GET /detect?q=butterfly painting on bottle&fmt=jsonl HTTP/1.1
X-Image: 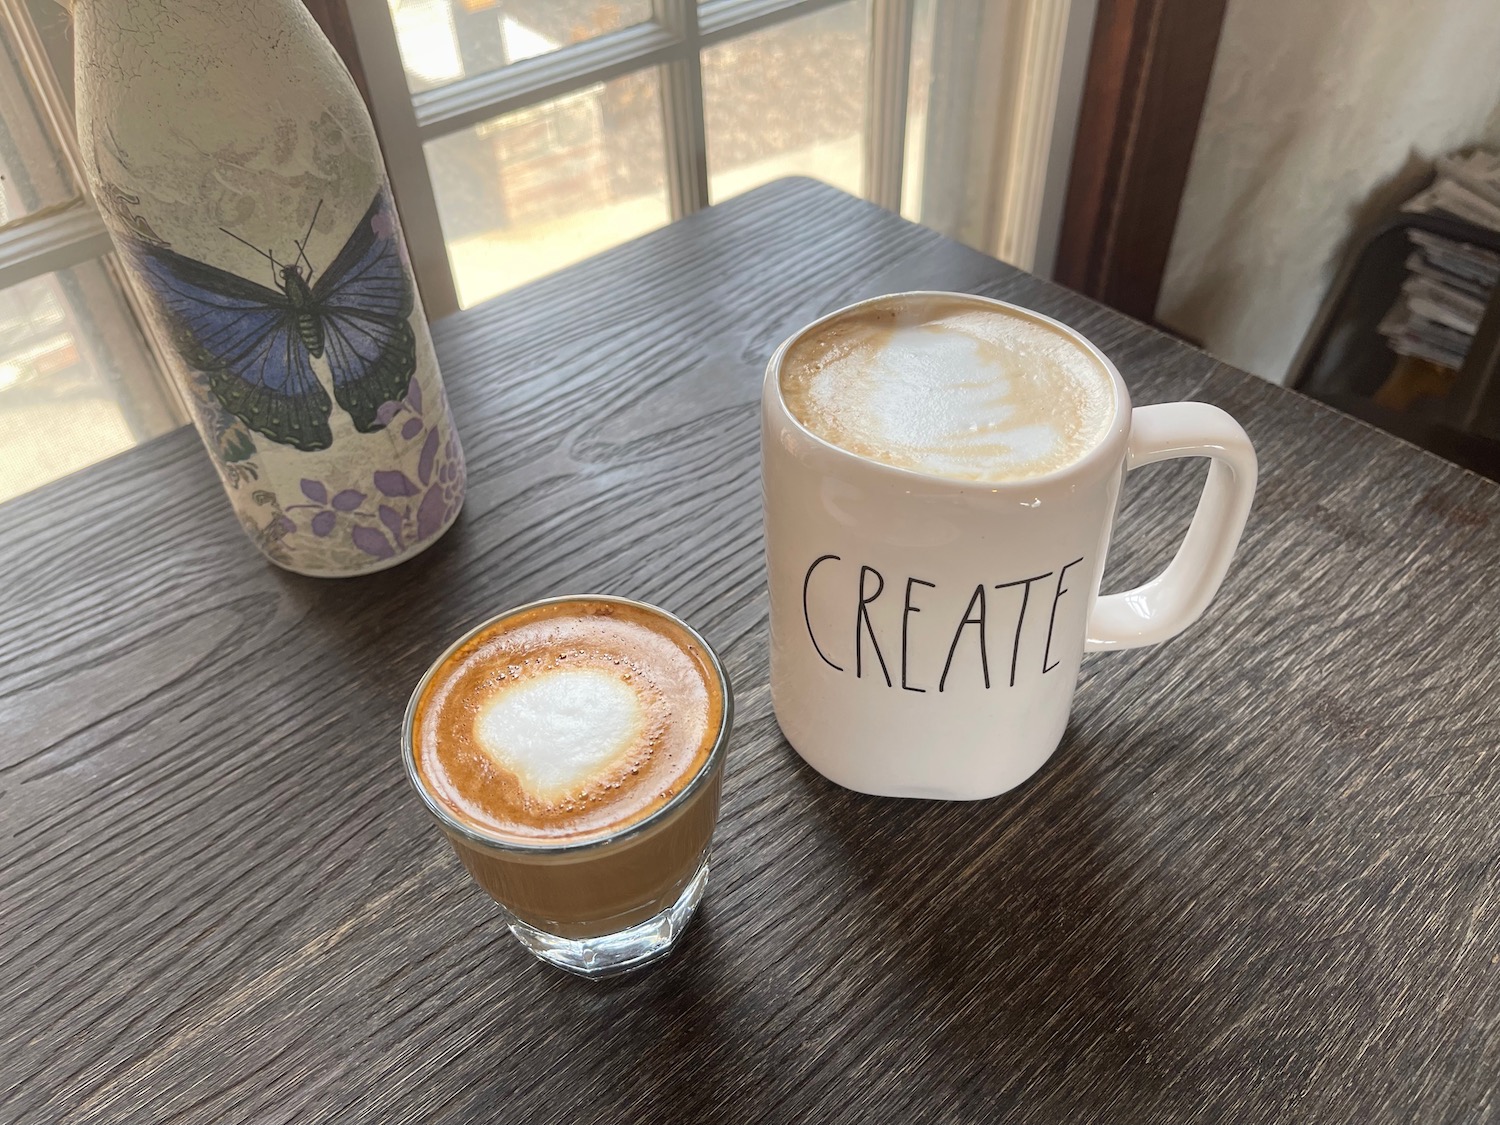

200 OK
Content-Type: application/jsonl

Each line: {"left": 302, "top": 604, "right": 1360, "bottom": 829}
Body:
{"left": 127, "top": 190, "right": 415, "bottom": 452}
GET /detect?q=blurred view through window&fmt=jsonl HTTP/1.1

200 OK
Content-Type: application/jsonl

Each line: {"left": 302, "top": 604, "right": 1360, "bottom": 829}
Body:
{"left": 424, "top": 67, "right": 672, "bottom": 308}
{"left": 0, "top": 3, "right": 183, "bottom": 502}
{"left": 0, "top": 260, "right": 175, "bottom": 504}
{"left": 386, "top": 0, "right": 948, "bottom": 308}
{"left": 393, "top": 0, "right": 653, "bottom": 92}
{"left": 702, "top": 3, "right": 868, "bottom": 205}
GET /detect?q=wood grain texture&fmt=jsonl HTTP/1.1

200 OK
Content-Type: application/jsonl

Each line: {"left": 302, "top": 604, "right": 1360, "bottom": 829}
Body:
{"left": 3, "top": 178, "right": 1500, "bottom": 1124}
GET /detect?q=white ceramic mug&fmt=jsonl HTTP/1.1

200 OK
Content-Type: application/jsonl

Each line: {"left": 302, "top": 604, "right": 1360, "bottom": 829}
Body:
{"left": 761, "top": 293, "right": 1257, "bottom": 800}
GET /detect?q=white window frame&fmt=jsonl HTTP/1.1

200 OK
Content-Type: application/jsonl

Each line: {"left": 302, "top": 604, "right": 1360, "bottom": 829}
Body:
{"left": 0, "top": 0, "right": 1093, "bottom": 331}
{"left": 351, "top": 0, "right": 1095, "bottom": 320}
{"left": 352, "top": 0, "right": 911, "bottom": 319}
{"left": 352, "top": 0, "right": 1098, "bottom": 318}
{"left": 0, "top": 0, "right": 114, "bottom": 288}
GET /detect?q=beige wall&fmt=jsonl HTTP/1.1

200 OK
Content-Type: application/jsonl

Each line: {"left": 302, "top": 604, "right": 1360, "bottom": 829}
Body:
{"left": 1156, "top": 0, "right": 1500, "bottom": 384}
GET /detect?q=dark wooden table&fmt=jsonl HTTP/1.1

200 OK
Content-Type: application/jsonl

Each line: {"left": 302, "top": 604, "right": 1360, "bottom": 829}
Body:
{"left": 5, "top": 179, "right": 1500, "bottom": 1124}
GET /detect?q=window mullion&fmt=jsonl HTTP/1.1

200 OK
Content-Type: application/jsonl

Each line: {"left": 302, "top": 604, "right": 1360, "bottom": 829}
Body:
{"left": 865, "top": 0, "right": 914, "bottom": 211}
{"left": 0, "top": 0, "right": 86, "bottom": 194}
{"left": 0, "top": 204, "right": 113, "bottom": 291}
{"left": 698, "top": 0, "right": 851, "bottom": 44}
{"left": 414, "top": 23, "right": 684, "bottom": 140}
{"left": 992, "top": 0, "right": 1074, "bottom": 270}
{"left": 347, "top": 2, "right": 462, "bottom": 319}
{"left": 656, "top": 0, "right": 710, "bottom": 219}
{"left": 1030, "top": 0, "right": 1097, "bottom": 279}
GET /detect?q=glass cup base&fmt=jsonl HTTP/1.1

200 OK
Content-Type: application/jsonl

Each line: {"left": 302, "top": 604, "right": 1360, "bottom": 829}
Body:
{"left": 505, "top": 857, "right": 710, "bottom": 979}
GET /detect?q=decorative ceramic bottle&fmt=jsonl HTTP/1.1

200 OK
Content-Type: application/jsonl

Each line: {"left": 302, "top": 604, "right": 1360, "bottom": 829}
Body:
{"left": 73, "top": 0, "right": 465, "bottom": 576}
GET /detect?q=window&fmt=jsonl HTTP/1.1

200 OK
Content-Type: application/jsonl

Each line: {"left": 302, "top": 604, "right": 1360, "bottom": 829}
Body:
{"left": 351, "top": 0, "right": 1095, "bottom": 316}
{"left": 0, "top": 0, "right": 185, "bottom": 502}
{"left": 0, "top": 0, "right": 1092, "bottom": 501}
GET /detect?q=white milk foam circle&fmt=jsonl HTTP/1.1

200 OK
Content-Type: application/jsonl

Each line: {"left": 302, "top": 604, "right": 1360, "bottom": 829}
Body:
{"left": 474, "top": 668, "right": 646, "bottom": 800}
{"left": 780, "top": 300, "right": 1116, "bottom": 482}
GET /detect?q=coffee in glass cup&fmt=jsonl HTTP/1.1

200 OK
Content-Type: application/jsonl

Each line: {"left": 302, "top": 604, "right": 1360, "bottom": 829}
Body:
{"left": 403, "top": 595, "right": 731, "bottom": 977}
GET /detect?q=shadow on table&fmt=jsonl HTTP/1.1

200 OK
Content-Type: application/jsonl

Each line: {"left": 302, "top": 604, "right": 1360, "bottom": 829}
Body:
{"left": 272, "top": 514, "right": 481, "bottom": 680}
{"left": 366, "top": 726, "right": 1206, "bottom": 1122}
{"left": 783, "top": 726, "right": 1200, "bottom": 1108}
{"left": 282, "top": 525, "right": 1204, "bottom": 1119}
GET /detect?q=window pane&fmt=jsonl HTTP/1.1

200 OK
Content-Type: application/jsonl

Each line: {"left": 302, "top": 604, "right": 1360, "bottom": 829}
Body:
{"left": 0, "top": 258, "right": 181, "bottom": 503}
{"left": 425, "top": 70, "right": 670, "bottom": 307}
{"left": 389, "top": 0, "right": 655, "bottom": 95}
{"left": 702, "top": 1, "right": 869, "bottom": 205}
{"left": 0, "top": 26, "right": 78, "bottom": 226}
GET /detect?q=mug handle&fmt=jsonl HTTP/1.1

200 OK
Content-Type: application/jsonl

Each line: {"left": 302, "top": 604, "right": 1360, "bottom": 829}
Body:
{"left": 1086, "top": 402, "right": 1257, "bottom": 651}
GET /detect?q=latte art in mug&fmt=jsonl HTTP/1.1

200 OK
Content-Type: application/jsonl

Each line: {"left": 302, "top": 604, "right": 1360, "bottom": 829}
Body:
{"left": 778, "top": 295, "right": 1116, "bottom": 482}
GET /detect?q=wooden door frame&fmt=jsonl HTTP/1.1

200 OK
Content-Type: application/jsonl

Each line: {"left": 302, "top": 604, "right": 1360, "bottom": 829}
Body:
{"left": 1054, "top": 0, "right": 1228, "bottom": 322}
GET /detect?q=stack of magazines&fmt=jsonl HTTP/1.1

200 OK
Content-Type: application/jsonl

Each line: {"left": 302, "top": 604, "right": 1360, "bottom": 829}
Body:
{"left": 1377, "top": 150, "right": 1500, "bottom": 371}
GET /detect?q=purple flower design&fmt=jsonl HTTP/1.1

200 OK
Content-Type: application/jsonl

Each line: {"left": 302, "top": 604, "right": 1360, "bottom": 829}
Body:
{"left": 373, "top": 470, "right": 421, "bottom": 497}
{"left": 284, "top": 479, "right": 369, "bottom": 538}
{"left": 344, "top": 377, "right": 464, "bottom": 558}
{"left": 268, "top": 376, "right": 463, "bottom": 562}
{"left": 351, "top": 524, "right": 396, "bottom": 559}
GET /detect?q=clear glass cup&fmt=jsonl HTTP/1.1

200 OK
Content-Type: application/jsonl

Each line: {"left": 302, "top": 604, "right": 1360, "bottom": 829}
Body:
{"left": 402, "top": 595, "right": 732, "bottom": 978}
